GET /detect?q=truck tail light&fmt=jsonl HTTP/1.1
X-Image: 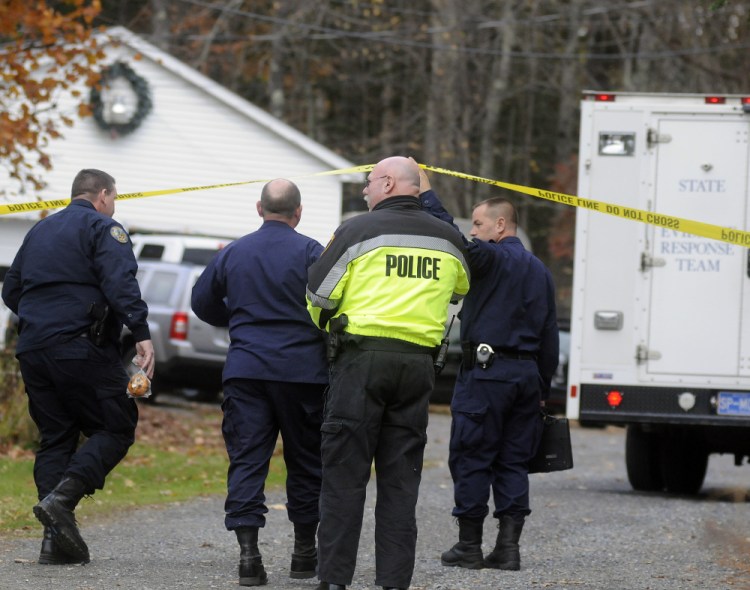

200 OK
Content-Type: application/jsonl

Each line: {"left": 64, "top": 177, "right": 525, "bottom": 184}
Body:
{"left": 705, "top": 96, "right": 726, "bottom": 104}
{"left": 170, "top": 312, "right": 188, "bottom": 340}
{"left": 594, "top": 93, "right": 615, "bottom": 102}
{"left": 606, "top": 389, "right": 623, "bottom": 408}
{"left": 569, "top": 384, "right": 578, "bottom": 398}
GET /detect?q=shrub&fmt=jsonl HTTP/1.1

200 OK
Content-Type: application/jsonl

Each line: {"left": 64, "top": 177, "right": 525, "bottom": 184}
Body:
{"left": 0, "top": 349, "right": 36, "bottom": 449}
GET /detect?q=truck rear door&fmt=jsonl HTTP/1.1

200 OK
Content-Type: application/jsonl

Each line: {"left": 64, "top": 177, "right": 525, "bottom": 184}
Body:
{"left": 641, "top": 117, "right": 750, "bottom": 379}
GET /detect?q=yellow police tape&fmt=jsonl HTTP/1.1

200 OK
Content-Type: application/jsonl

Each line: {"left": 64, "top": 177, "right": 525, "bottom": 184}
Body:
{"left": 2, "top": 163, "right": 750, "bottom": 248}
{"left": 0, "top": 166, "right": 369, "bottom": 217}
{"left": 421, "top": 164, "right": 750, "bottom": 248}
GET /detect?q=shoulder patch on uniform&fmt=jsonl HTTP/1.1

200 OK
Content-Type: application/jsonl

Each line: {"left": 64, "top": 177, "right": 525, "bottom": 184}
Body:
{"left": 110, "top": 226, "right": 129, "bottom": 244}
{"left": 321, "top": 233, "right": 335, "bottom": 254}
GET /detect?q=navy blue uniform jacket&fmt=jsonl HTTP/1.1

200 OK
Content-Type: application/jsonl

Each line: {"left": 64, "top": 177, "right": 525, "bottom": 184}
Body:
{"left": 1, "top": 199, "right": 150, "bottom": 354}
{"left": 191, "top": 220, "right": 328, "bottom": 385}
{"left": 420, "top": 190, "right": 559, "bottom": 397}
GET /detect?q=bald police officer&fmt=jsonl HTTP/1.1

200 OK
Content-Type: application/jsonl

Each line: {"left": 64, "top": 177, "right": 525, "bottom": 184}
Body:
{"left": 307, "top": 156, "right": 470, "bottom": 590}
{"left": 191, "top": 179, "right": 328, "bottom": 587}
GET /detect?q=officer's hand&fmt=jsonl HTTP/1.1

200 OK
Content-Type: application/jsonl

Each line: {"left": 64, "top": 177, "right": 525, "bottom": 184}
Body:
{"left": 409, "top": 157, "right": 431, "bottom": 194}
{"left": 135, "top": 339, "right": 155, "bottom": 379}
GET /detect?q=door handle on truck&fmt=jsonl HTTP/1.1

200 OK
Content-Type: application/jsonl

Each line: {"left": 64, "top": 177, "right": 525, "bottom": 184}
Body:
{"left": 641, "top": 252, "right": 666, "bottom": 272}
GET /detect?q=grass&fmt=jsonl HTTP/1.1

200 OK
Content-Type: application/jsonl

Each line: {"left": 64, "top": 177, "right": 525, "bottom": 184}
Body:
{"left": 0, "top": 398, "right": 286, "bottom": 536}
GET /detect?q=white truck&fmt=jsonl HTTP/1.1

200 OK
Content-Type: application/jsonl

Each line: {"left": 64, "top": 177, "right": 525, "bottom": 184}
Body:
{"left": 567, "top": 91, "right": 750, "bottom": 494}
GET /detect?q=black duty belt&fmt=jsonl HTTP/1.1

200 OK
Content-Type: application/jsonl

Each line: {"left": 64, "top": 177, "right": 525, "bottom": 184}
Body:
{"left": 461, "top": 342, "right": 537, "bottom": 369}
{"left": 341, "top": 334, "right": 438, "bottom": 355}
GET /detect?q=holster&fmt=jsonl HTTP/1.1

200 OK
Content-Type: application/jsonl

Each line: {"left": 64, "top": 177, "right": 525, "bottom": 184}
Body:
{"left": 87, "top": 302, "right": 111, "bottom": 347}
{"left": 326, "top": 314, "right": 348, "bottom": 363}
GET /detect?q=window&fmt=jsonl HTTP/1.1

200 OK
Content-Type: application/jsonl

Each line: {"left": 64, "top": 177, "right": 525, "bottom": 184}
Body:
{"left": 142, "top": 271, "right": 178, "bottom": 304}
{"left": 139, "top": 244, "right": 166, "bottom": 260}
{"left": 182, "top": 248, "right": 219, "bottom": 265}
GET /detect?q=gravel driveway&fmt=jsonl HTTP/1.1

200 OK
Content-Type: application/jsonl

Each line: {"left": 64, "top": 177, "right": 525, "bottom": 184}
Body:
{"left": 1, "top": 408, "right": 748, "bottom": 590}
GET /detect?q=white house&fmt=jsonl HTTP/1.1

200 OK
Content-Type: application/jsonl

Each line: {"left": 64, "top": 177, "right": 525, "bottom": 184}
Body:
{"left": 0, "top": 26, "right": 362, "bottom": 249}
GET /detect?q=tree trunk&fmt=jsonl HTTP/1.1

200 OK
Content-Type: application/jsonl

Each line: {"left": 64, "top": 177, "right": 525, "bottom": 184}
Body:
{"left": 477, "top": 1, "right": 515, "bottom": 202}
{"left": 150, "top": 0, "right": 170, "bottom": 52}
{"left": 425, "top": 0, "right": 464, "bottom": 212}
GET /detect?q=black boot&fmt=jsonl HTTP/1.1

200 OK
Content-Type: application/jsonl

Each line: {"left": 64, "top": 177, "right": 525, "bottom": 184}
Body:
{"left": 38, "top": 527, "right": 81, "bottom": 565}
{"left": 440, "top": 517, "right": 484, "bottom": 569}
{"left": 316, "top": 583, "right": 347, "bottom": 590}
{"left": 289, "top": 522, "right": 317, "bottom": 579}
{"left": 33, "top": 476, "right": 90, "bottom": 563}
{"left": 484, "top": 514, "right": 525, "bottom": 570}
{"left": 236, "top": 527, "right": 268, "bottom": 586}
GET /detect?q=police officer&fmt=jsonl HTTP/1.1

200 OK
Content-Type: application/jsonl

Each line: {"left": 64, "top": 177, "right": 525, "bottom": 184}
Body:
{"left": 418, "top": 168, "right": 558, "bottom": 571}
{"left": 1, "top": 169, "right": 155, "bottom": 565}
{"left": 306, "top": 156, "right": 470, "bottom": 590}
{"left": 191, "top": 178, "right": 327, "bottom": 587}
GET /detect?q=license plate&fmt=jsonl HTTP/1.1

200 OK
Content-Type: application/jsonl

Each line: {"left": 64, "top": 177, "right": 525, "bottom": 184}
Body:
{"left": 717, "top": 391, "right": 750, "bottom": 416}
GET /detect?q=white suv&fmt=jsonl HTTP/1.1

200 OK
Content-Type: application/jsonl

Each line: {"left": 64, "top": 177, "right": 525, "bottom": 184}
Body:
{"left": 130, "top": 234, "right": 232, "bottom": 265}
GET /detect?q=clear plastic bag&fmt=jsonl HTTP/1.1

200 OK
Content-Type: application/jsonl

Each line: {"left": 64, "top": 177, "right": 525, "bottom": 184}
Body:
{"left": 126, "top": 355, "right": 152, "bottom": 398}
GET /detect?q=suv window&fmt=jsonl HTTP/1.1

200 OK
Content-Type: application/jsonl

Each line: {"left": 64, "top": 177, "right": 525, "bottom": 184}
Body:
{"left": 182, "top": 248, "right": 220, "bottom": 265}
{"left": 143, "top": 271, "right": 179, "bottom": 304}
{"left": 139, "top": 244, "right": 166, "bottom": 260}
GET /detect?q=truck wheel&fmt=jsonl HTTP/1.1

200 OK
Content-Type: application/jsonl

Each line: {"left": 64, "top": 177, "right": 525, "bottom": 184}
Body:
{"left": 659, "top": 429, "right": 708, "bottom": 495}
{"left": 625, "top": 425, "right": 664, "bottom": 492}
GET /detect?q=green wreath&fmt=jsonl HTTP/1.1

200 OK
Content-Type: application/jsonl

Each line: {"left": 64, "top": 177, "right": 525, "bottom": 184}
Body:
{"left": 90, "top": 61, "right": 153, "bottom": 136}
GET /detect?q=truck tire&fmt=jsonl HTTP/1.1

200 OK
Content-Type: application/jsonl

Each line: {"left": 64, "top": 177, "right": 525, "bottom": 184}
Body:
{"left": 625, "top": 425, "right": 664, "bottom": 492}
{"left": 658, "top": 429, "right": 708, "bottom": 495}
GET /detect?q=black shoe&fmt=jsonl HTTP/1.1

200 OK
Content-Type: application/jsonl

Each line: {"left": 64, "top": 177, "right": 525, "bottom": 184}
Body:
{"left": 239, "top": 556, "right": 268, "bottom": 587}
{"left": 290, "top": 522, "right": 317, "bottom": 579}
{"left": 38, "top": 527, "right": 82, "bottom": 565}
{"left": 440, "top": 517, "right": 484, "bottom": 569}
{"left": 236, "top": 527, "right": 268, "bottom": 586}
{"left": 290, "top": 553, "right": 316, "bottom": 579}
{"left": 484, "top": 514, "right": 524, "bottom": 570}
{"left": 33, "top": 477, "right": 90, "bottom": 564}
{"left": 316, "top": 583, "right": 347, "bottom": 590}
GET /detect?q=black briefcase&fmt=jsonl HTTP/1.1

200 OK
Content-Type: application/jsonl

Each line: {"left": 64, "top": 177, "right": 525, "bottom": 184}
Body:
{"left": 529, "top": 412, "right": 574, "bottom": 474}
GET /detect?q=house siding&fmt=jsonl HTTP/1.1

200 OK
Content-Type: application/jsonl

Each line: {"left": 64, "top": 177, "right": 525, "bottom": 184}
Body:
{"left": 1, "top": 27, "right": 360, "bottom": 246}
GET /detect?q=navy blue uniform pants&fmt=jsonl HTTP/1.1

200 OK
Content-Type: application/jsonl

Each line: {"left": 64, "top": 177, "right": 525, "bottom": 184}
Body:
{"left": 317, "top": 346, "right": 434, "bottom": 589}
{"left": 18, "top": 337, "right": 137, "bottom": 499}
{"left": 448, "top": 358, "right": 543, "bottom": 521}
{"left": 221, "top": 378, "right": 325, "bottom": 530}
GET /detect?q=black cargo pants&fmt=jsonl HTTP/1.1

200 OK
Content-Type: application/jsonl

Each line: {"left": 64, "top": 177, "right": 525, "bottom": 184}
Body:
{"left": 18, "top": 336, "right": 137, "bottom": 499}
{"left": 317, "top": 341, "right": 435, "bottom": 589}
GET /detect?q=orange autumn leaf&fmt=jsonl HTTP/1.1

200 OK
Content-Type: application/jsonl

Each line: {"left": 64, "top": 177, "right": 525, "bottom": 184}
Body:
{"left": 1, "top": 0, "right": 104, "bottom": 195}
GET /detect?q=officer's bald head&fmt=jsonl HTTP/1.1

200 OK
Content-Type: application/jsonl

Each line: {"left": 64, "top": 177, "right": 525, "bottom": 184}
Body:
{"left": 363, "top": 156, "right": 421, "bottom": 210}
{"left": 257, "top": 179, "right": 303, "bottom": 228}
{"left": 260, "top": 179, "right": 301, "bottom": 218}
